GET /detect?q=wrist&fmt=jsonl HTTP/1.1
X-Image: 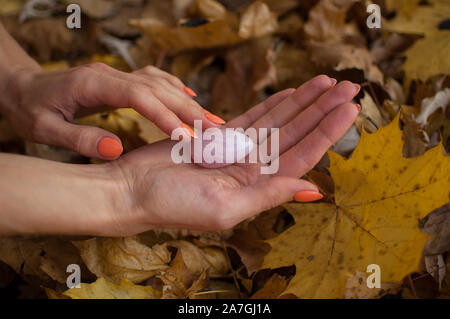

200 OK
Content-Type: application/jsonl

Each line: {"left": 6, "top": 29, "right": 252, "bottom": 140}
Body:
{"left": 70, "top": 162, "right": 134, "bottom": 237}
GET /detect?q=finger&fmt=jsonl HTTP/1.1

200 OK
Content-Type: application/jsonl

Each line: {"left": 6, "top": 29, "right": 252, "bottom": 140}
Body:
{"left": 277, "top": 102, "right": 359, "bottom": 177}
{"left": 148, "top": 78, "right": 222, "bottom": 129}
{"left": 251, "top": 75, "right": 336, "bottom": 134}
{"left": 78, "top": 70, "right": 194, "bottom": 138}
{"left": 133, "top": 65, "right": 186, "bottom": 92}
{"left": 41, "top": 113, "right": 124, "bottom": 159}
{"left": 226, "top": 89, "right": 295, "bottom": 129}
{"left": 87, "top": 64, "right": 221, "bottom": 128}
{"left": 273, "top": 81, "right": 361, "bottom": 156}
{"left": 219, "top": 177, "right": 319, "bottom": 228}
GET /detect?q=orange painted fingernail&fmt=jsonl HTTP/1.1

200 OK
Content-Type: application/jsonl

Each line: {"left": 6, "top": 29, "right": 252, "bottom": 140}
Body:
{"left": 97, "top": 137, "right": 123, "bottom": 158}
{"left": 294, "top": 190, "right": 323, "bottom": 202}
{"left": 184, "top": 86, "right": 197, "bottom": 97}
{"left": 181, "top": 123, "right": 198, "bottom": 138}
{"left": 204, "top": 110, "right": 226, "bottom": 125}
{"left": 355, "top": 104, "right": 361, "bottom": 112}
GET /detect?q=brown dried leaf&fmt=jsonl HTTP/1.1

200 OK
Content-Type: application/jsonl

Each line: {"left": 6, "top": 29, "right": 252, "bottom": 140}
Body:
{"left": 355, "top": 92, "right": 386, "bottom": 133}
{"left": 73, "top": 236, "right": 171, "bottom": 284}
{"left": 129, "top": 17, "right": 241, "bottom": 53}
{"left": 238, "top": 1, "right": 278, "bottom": 39}
{"left": 192, "top": 0, "right": 228, "bottom": 20}
{"left": 420, "top": 204, "right": 450, "bottom": 256}
{"left": 160, "top": 250, "right": 210, "bottom": 299}
{"left": 2, "top": 17, "right": 75, "bottom": 62}
{"left": 167, "top": 240, "right": 229, "bottom": 277}
{"left": 308, "top": 42, "right": 384, "bottom": 85}
{"left": 73, "top": 0, "right": 115, "bottom": 19}
{"left": 250, "top": 273, "right": 289, "bottom": 298}
{"left": 227, "top": 208, "right": 281, "bottom": 274}
{"left": 0, "top": 237, "right": 92, "bottom": 284}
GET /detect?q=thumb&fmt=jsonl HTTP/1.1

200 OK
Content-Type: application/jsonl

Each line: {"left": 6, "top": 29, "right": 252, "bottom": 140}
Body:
{"left": 47, "top": 119, "right": 123, "bottom": 160}
{"left": 227, "top": 177, "right": 320, "bottom": 225}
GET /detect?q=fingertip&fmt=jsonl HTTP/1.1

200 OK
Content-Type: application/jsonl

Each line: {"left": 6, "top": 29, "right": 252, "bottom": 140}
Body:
{"left": 311, "top": 74, "right": 333, "bottom": 88}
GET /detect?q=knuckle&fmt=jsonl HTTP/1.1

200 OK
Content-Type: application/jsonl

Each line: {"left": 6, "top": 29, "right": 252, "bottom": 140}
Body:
{"left": 128, "top": 83, "right": 147, "bottom": 100}
{"left": 29, "top": 113, "right": 46, "bottom": 139}
{"left": 169, "top": 75, "right": 184, "bottom": 87}
{"left": 85, "top": 62, "right": 109, "bottom": 71}
{"left": 72, "top": 129, "right": 88, "bottom": 154}
{"left": 153, "top": 108, "right": 174, "bottom": 124}
{"left": 144, "top": 65, "right": 156, "bottom": 72}
{"left": 70, "top": 65, "right": 94, "bottom": 84}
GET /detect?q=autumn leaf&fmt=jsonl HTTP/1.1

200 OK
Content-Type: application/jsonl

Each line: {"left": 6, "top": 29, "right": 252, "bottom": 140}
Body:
{"left": 73, "top": 236, "right": 171, "bottom": 284}
{"left": 262, "top": 115, "right": 450, "bottom": 298}
{"left": 385, "top": 0, "right": 422, "bottom": 15}
{"left": 159, "top": 250, "right": 211, "bottom": 299}
{"left": 385, "top": 0, "right": 450, "bottom": 91}
{"left": 356, "top": 92, "right": 386, "bottom": 133}
{"left": 343, "top": 271, "right": 400, "bottom": 299}
{"left": 129, "top": 1, "right": 279, "bottom": 53}
{"left": 250, "top": 274, "right": 289, "bottom": 299}
{"left": 238, "top": 1, "right": 278, "bottom": 39}
{"left": 402, "top": 31, "right": 450, "bottom": 92}
{"left": 304, "top": 0, "right": 384, "bottom": 84}
{"left": 129, "top": 17, "right": 242, "bottom": 53}
{"left": 72, "top": 0, "right": 115, "bottom": 19}
{"left": 385, "top": 0, "right": 450, "bottom": 36}
{"left": 166, "top": 240, "right": 229, "bottom": 277}
{"left": 62, "top": 278, "right": 160, "bottom": 299}
{"left": 192, "top": 0, "right": 228, "bottom": 20}
{"left": 0, "top": 0, "right": 26, "bottom": 16}
{"left": 0, "top": 237, "right": 94, "bottom": 284}
{"left": 78, "top": 109, "right": 146, "bottom": 153}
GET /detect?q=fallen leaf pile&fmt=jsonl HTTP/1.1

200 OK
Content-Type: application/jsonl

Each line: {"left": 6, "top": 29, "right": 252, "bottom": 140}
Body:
{"left": 0, "top": 0, "right": 449, "bottom": 299}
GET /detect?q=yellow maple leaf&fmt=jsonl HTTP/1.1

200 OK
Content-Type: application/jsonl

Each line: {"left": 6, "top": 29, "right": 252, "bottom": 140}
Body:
{"left": 262, "top": 115, "right": 450, "bottom": 298}
{"left": 385, "top": 0, "right": 449, "bottom": 35}
{"left": 62, "top": 278, "right": 160, "bottom": 299}
{"left": 385, "top": 0, "right": 422, "bottom": 16}
{"left": 385, "top": 0, "right": 450, "bottom": 92}
{"left": 402, "top": 31, "right": 450, "bottom": 91}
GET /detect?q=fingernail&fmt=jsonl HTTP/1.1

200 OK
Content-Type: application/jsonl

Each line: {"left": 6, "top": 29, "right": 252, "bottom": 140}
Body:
{"left": 294, "top": 190, "right": 323, "bottom": 202}
{"left": 181, "top": 123, "right": 198, "bottom": 138}
{"left": 97, "top": 137, "right": 123, "bottom": 158}
{"left": 330, "top": 78, "right": 337, "bottom": 86}
{"left": 204, "top": 110, "right": 226, "bottom": 125}
{"left": 355, "top": 104, "right": 361, "bottom": 112}
{"left": 184, "top": 86, "right": 197, "bottom": 98}
{"left": 354, "top": 84, "right": 361, "bottom": 95}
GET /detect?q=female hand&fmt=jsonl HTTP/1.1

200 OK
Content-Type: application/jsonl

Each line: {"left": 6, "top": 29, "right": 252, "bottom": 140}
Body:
{"left": 104, "top": 76, "right": 361, "bottom": 236}
{"left": 0, "top": 64, "right": 224, "bottom": 160}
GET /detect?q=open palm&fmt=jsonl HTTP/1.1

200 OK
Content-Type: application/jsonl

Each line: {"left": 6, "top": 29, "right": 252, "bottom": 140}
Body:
{"left": 113, "top": 76, "right": 360, "bottom": 235}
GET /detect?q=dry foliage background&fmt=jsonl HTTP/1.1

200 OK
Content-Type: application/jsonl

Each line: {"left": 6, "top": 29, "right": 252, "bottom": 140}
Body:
{"left": 0, "top": 0, "right": 449, "bottom": 299}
